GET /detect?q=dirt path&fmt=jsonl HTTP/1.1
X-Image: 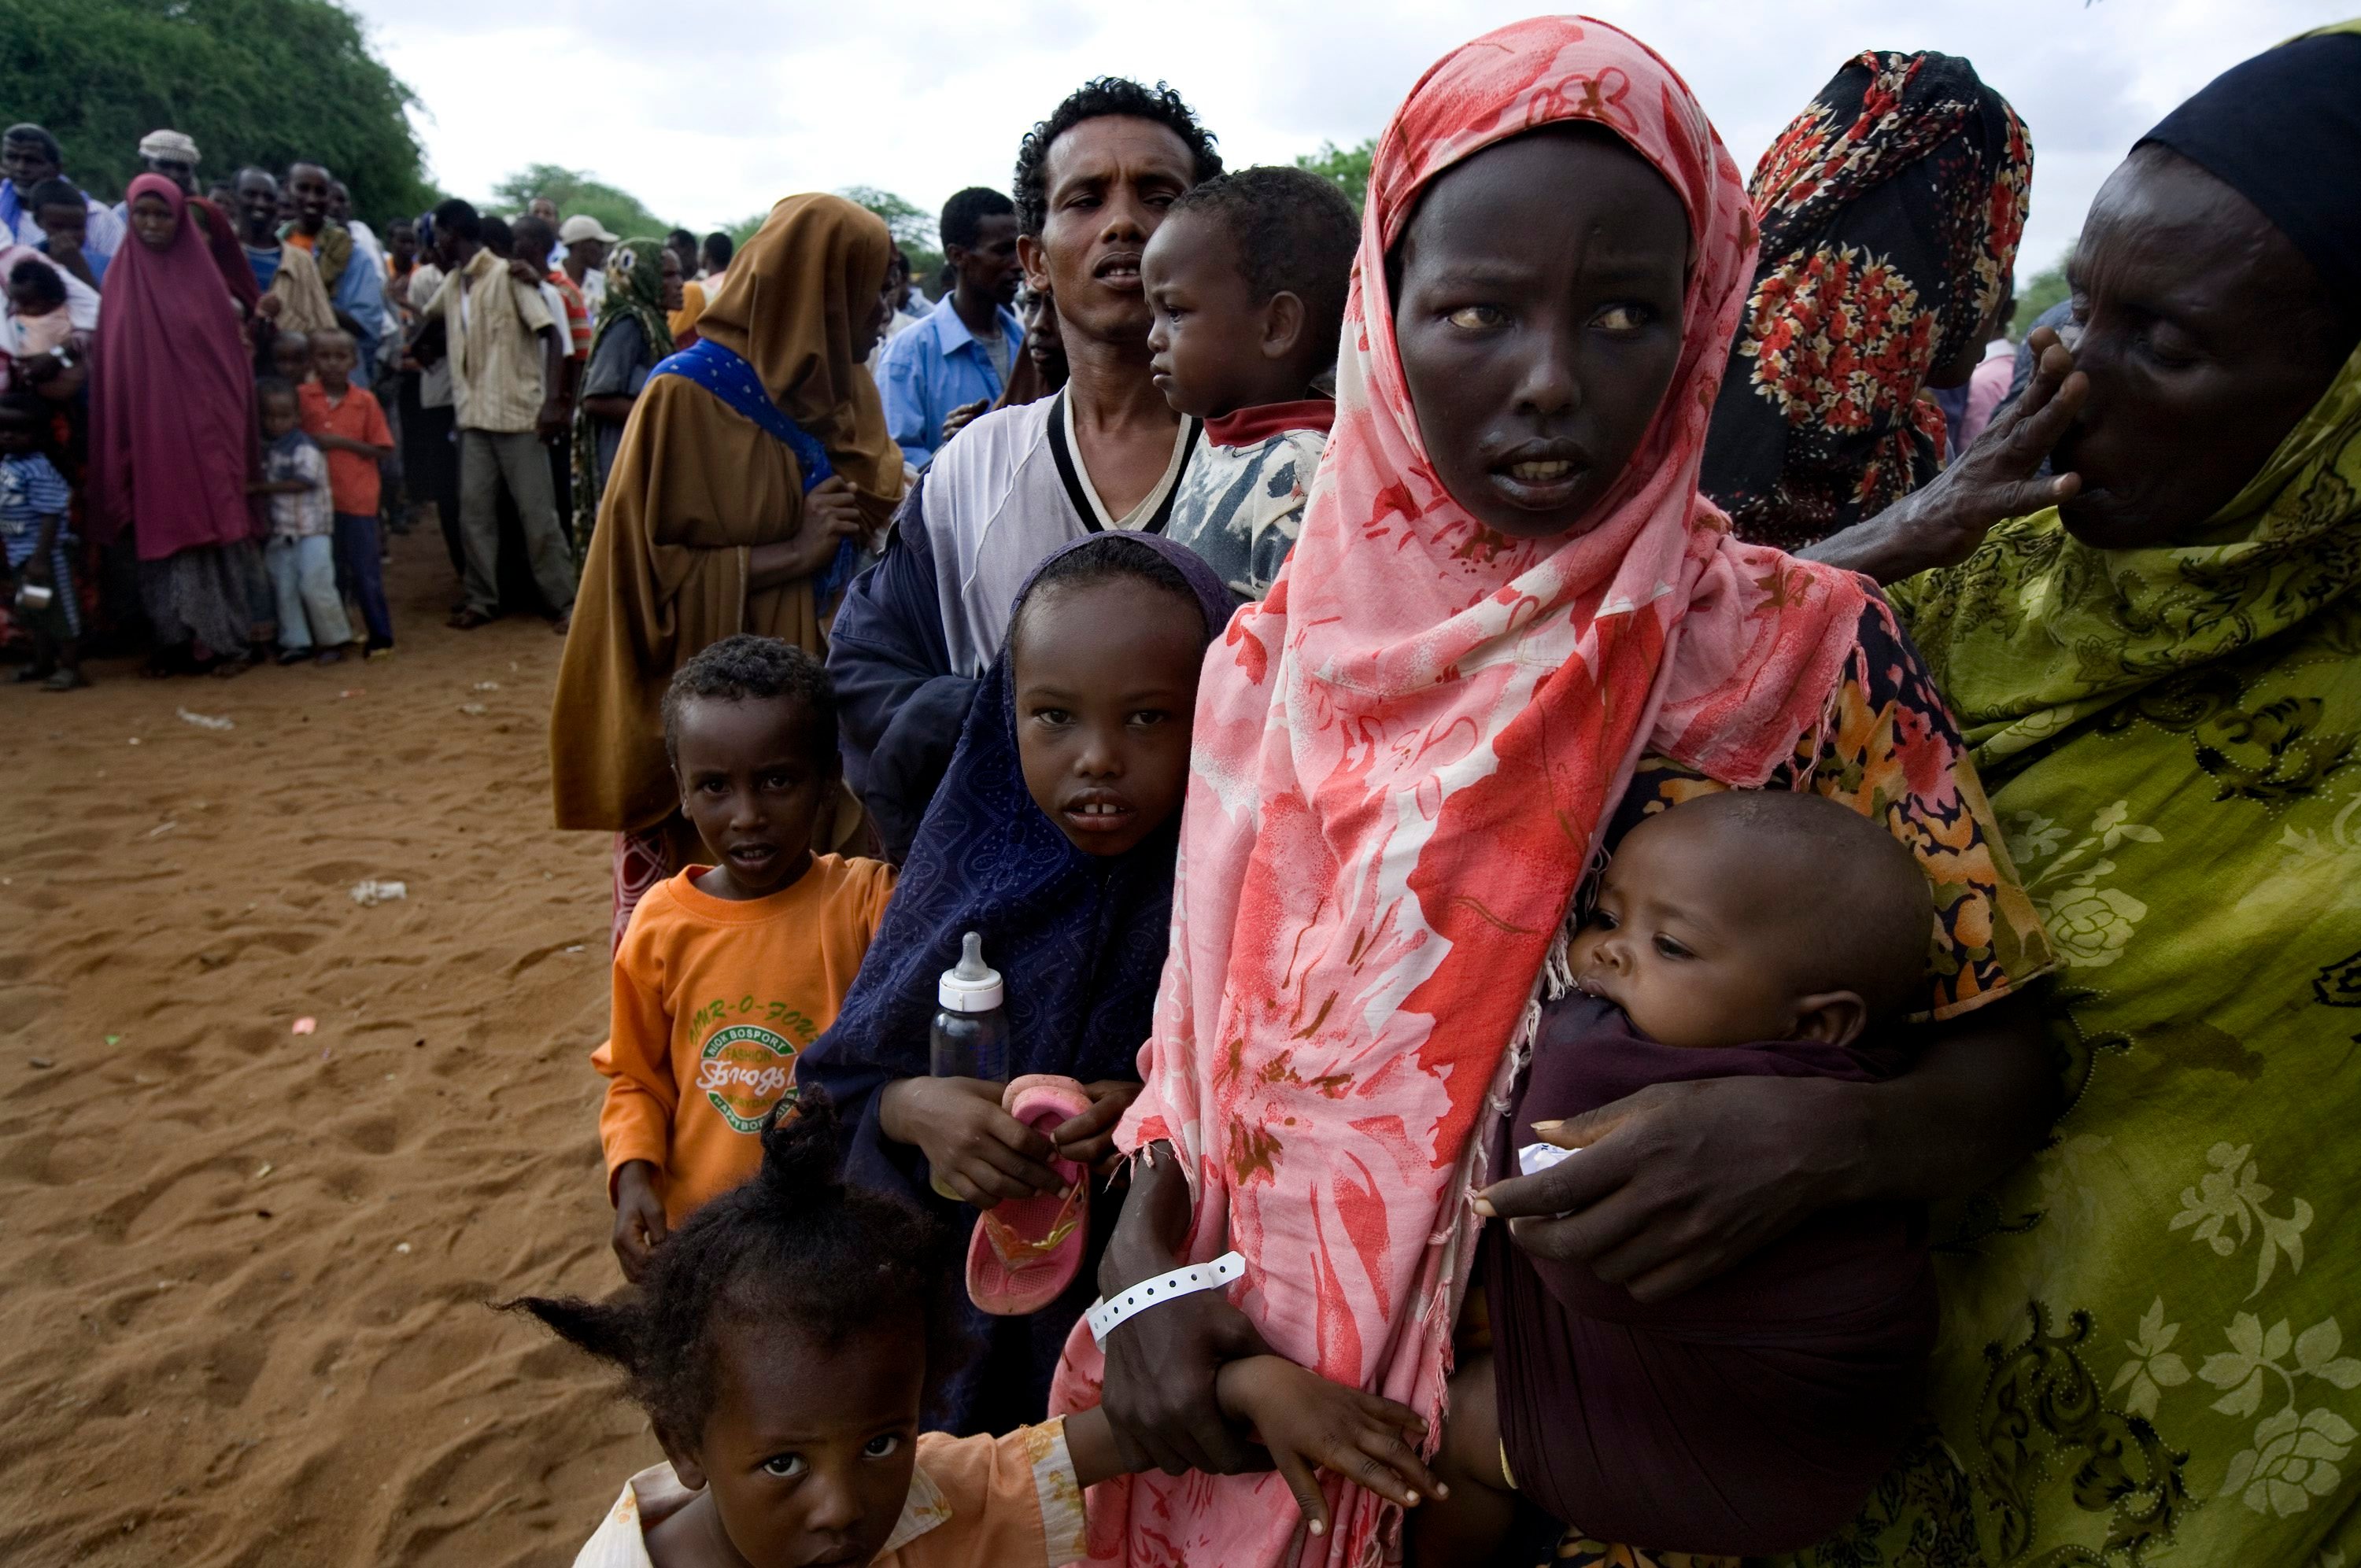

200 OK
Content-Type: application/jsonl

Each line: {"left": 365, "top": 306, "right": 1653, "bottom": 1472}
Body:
{"left": 0, "top": 529, "right": 655, "bottom": 1566}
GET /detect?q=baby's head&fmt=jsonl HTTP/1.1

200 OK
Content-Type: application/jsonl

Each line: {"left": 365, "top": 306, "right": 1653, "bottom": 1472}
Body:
{"left": 1144, "top": 165, "right": 1359, "bottom": 419}
{"left": 255, "top": 376, "right": 300, "bottom": 441}
{"left": 1569, "top": 791, "right": 1932, "bottom": 1050}
{"left": 7, "top": 256, "right": 65, "bottom": 319}
{"left": 270, "top": 329, "right": 312, "bottom": 385}
{"left": 662, "top": 635, "right": 841, "bottom": 899}
{"left": 1008, "top": 535, "right": 1217, "bottom": 858}
{"left": 515, "top": 1096, "right": 970, "bottom": 1568}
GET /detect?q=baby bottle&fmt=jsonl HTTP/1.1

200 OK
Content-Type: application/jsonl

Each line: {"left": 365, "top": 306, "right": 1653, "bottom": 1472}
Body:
{"left": 929, "top": 932, "right": 1009, "bottom": 1083}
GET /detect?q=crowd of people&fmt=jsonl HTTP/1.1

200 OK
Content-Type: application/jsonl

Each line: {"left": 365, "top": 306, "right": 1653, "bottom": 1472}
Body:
{"left": 13, "top": 13, "right": 2360, "bottom": 1568}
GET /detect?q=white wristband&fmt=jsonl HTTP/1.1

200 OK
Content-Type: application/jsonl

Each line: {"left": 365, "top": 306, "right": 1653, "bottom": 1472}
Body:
{"left": 1085, "top": 1251, "right": 1246, "bottom": 1345}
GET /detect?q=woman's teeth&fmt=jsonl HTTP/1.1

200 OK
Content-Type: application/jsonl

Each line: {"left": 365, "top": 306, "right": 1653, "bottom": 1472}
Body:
{"left": 1073, "top": 802, "right": 1126, "bottom": 815}
{"left": 1508, "top": 459, "right": 1575, "bottom": 481}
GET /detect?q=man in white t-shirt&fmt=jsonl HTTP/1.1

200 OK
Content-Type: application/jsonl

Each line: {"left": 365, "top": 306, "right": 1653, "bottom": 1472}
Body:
{"left": 827, "top": 77, "right": 1224, "bottom": 857}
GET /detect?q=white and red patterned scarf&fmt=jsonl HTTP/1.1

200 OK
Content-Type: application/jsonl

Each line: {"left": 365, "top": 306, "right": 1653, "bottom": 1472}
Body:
{"left": 1058, "top": 19, "right": 1871, "bottom": 1565}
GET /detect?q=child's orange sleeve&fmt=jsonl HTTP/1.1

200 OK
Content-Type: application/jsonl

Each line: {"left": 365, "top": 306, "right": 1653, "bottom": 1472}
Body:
{"left": 362, "top": 391, "right": 392, "bottom": 448}
{"left": 592, "top": 921, "right": 677, "bottom": 1204}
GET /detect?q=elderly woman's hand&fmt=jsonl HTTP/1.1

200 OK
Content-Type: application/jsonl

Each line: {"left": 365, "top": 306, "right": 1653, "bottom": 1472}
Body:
{"left": 1803, "top": 327, "right": 2089, "bottom": 585}
{"left": 1475, "top": 1073, "right": 1859, "bottom": 1302}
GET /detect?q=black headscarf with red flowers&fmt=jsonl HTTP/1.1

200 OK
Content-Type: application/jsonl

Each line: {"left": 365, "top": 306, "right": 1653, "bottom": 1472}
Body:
{"left": 1700, "top": 50, "right": 2031, "bottom": 550}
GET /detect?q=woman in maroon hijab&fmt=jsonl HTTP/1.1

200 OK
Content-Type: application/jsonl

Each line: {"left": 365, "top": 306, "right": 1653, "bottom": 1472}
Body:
{"left": 92, "top": 174, "right": 264, "bottom": 676}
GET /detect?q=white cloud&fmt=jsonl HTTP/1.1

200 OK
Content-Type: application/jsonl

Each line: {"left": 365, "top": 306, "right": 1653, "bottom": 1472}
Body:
{"left": 353, "top": 0, "right": 2354, "bottom": 279}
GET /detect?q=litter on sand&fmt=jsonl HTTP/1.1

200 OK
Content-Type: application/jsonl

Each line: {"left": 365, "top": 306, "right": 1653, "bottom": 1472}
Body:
{"left": 176, "top": 708, "right": 235, "bottom": 732}
{"left": 349, "top": 880, "right": 408, "bottom": 907}
{"left": 291, "top": 1017, "right": 318, "bottom": 1037}
{"left": 458, "top": 703, "right": 488, "bottom": 717}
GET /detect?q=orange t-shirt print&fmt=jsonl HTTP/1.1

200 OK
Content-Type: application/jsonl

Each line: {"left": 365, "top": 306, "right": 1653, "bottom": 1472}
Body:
{"left": 593, "top": 856, "right": 896, "bottom": 1224}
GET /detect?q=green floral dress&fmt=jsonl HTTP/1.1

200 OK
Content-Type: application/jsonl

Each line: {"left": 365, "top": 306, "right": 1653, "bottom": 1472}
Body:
{"left": 1779, "top": 319, "right": 2361, "bottom": 1562}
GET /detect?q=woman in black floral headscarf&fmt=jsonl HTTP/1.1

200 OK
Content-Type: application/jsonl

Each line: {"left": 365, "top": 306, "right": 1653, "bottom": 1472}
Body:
{"left": 1700, "top": 50, "right": 2030, "bottom": 550}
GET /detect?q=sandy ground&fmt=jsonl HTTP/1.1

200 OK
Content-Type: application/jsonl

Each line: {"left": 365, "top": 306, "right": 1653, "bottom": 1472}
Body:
{"left": 0, "top": 529, "right": 658, "bottom": 1566}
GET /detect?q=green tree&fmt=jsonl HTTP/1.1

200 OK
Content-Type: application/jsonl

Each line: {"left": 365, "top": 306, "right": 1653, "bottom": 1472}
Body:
{"left": 0, "top": 0, "right": 434, "bottom": 220}
{"left": 2015, "top": 239, "right": 2075, "bottom": 340}
{"left": 727, "top": 187, "right": 951, "bottom": 297}
{"left": 838, "top": 185, "right": 946, "bottom": 293}
{"left": 1295, "top": 137, "right": 1376, "bottom": 216}
{"left": 491, "top": 163, "right": 672, "bottom": 242}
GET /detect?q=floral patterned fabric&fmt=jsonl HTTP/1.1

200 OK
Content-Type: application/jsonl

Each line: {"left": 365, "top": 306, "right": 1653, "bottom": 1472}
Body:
{"left": 1761, "top": 278, "right": 2361, "bottom": 1562}
{"left": 1700, "top": 50, "right": 2032, "bottom": 551}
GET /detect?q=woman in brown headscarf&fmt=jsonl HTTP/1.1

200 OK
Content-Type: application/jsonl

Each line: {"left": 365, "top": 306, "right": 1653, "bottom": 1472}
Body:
{"left": 550, "top": 194, "right": 904, "bottom": 943}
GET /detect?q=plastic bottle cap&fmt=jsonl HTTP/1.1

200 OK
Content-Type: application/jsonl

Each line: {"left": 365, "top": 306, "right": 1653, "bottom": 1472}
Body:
{"left": 938, "top": 931, "right": 1004, "bottom": 1013}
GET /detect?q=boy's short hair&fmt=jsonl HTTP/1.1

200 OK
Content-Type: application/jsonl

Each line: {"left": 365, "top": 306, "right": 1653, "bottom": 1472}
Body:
{"left": 939, "top": 187, "right": 1014, "bottom": 252}
{"left": 480, "top": 216, "right": 514, "bottom": 259}
{"left": 7, "top": 256, "right": 66, "bottom": 308}
{"left": 661, "top": 634, "right": 840, "bottom": 773}
{"left": 430, "top": 197, "right": 481, "bottom": 243}
{"left": 24, "top": 177, "right": 82, "bottom": 215}
{"left": 510, "top": 212, "right": 556, "bottom": 260}
{"left": 1169, "top": 166, "right": 1360, "bottom": 371}
{"left": 254, "top": 374, "right": 297, "bottom": 406}
{"left": 702, "top": 231, "right": 734, "bottom": 270}
{"left": 1013, "top": 78, "right": 1223, "bottom": 237}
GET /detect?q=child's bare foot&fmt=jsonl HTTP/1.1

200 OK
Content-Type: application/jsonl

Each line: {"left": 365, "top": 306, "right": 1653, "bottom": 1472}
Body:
{"left": 40, "top": 667, "right": 88, "bottom": 692}
{"left": 315, "top": 647, "right": 344, "bottom": 666}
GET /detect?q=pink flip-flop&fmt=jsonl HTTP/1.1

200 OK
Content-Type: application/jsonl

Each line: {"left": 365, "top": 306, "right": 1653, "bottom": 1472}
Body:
{"left": 966, "top": 1074, "right": 1092, "bottom": 1315}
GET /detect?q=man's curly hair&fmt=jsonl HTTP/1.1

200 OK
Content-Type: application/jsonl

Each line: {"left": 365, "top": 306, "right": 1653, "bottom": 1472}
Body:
{"left": 1012, "top": 77, "right": 1223, "bottom": 236}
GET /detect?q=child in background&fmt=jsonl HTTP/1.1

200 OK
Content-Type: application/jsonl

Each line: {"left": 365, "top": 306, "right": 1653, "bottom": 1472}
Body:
{"left": 1421, "top": 791, "right": 1943, "bottom": 1561}
{"left": 250, "top": 377, "right": 353, "bottom": 666}
{"left": 0, "top": 394, "right": 85, "bottom": 691}
{"left": 270, "top": 329, "right": 312, "bottom": 386}
{"left": 596, "top": 636, "right": 897, "bottom": 1282}
{"left": 5, "top": 258, "right": 75, "bottom": 387}
{"left": 519, "top": 1096, "right": 1441, "bottom": 1567}
{"left": 28, "top": 179, "right": 103, "bottom": 290}
{"left": 298, "top": 327, "right": 397, "bottom": 658}
{"left": 796, "top": 532, "right": 1239, "bottom": 1433}
{"left": 1143, "top": 165, "right": 1359, "bottom": 603}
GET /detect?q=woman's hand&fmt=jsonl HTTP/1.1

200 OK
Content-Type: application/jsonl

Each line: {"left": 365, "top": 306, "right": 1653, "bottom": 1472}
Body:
{"left": 1475, "top": 991, "right": 2054, "bottom": 1301}
{"left": 1803, "top": 326, "right": 2087, "bottom": 584}
{"left": 1051, "top": 1079, "right": 1143, "bottom": 1174}
{"left": 1214, "top": 1356, "right": 1442, "bottom": 1538}
{"left": 748, "top": 478, "right": 868, "bottom": 585}
{"left": 611, "top": 1160, "right": 668, "bottom": 1282}
{"left": 1476, "top": 1074, "right": 1860, "bottom": 1302}
{"left": 255, "top": 292, "right": 284, "bottom": 322}
{"left": 878, "top": 1075, "right": 1059, "bottom": 1208}
{"left": 1098, "top": 1143, "right": 1273, "bottom": 1476}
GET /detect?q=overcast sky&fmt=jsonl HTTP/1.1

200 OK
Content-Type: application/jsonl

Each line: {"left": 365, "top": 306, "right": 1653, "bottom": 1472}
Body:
{"left": 353, "top": 1, "right": 2352, "bottom": 282}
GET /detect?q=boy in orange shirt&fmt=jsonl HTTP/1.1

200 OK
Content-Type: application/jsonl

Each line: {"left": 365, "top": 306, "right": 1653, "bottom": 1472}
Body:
{"left": 297, "top": 328, "right": 397, "bottom": 657}
{"left": 595, "top": 634, "right": 896, "bottom": 1280}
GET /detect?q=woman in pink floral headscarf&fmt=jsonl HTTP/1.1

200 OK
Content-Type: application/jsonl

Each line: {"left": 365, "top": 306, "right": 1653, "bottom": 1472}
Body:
{"left": 1061, "top": 17, "right": 2056, "bottom": 1567}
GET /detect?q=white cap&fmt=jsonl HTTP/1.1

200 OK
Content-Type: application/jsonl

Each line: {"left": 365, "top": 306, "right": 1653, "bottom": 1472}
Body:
{"left": 558, "top": 214, "right": 619, "bottom": 245}
{"left": 938, "top": 932, "right": 1004, "bottom": 1013}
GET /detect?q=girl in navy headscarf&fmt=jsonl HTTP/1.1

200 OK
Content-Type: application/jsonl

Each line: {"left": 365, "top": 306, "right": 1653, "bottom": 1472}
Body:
{"left": 796, "top": 529, "right": 1236, "bottom": 1432}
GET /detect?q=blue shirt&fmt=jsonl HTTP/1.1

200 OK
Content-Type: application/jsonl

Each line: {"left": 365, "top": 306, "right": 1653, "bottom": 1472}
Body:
{"left": 0, "top": 451, "right": 72, "bottom": 567}
{"left": 876, "top": 293, "right": 1025, "bottom": 467}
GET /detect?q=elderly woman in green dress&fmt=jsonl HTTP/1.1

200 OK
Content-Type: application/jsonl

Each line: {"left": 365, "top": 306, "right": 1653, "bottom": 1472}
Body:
{"left": 1777, "top": 23, "right": 2361, "bottom": 1568}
